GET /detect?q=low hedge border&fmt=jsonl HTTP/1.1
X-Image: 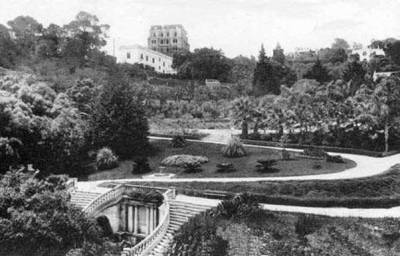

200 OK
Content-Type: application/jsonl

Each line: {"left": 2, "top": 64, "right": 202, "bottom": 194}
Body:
{"left": 149, "top": 133, "right": 207, "bottom": 140}
{"left": 239, "top": 138, "right": 400, "bottom": 157}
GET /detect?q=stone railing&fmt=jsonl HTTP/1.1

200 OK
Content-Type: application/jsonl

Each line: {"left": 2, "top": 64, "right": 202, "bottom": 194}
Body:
{"left": 121, "top": 189, "right": 172, "bottom": 256}
{"left": 83, "top": 184, "right": 125, "bottom": 214}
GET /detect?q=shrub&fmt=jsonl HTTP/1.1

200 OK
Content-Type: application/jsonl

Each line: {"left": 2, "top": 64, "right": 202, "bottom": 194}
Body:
{"left": 312, "top": 162, "right": 322, "bottom": 169}
{"left": 281, "top": 149, "right": 291, "bottom": 160}
{"left": 96, "top": 147, "right": 118, "bottom": 170}
{"left": 303, "top": 146, "right": 327, "bottom": 158}
{"left": 183, "top": 162, "right": 203, "bottom": 173}
{"left": 171, "top": 135, "right": 186, "bottom": 148}
{"left": 216, "top": 162, "right": 236, "bottom": 173}
{"left": 326, "top": 154, "right": 345, "bottom": 163}
{"left": 132, "top": 157, "right": 152, "bottom": 174}
{"left": 161, "top": 154, "right": 208, "bottom": 167}
{"left": 222, "top": 137, "right": 247, "bottom": 158}
{"left": 255, "top": 159, "right": 278, "bottom": 173}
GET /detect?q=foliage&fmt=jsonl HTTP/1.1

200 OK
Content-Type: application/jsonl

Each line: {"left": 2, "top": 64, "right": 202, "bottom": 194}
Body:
{"left": 303, "top": 147, "right": 328, "bottom": 158}
{"left": 326, "top": 154, "right": 344, "bottom": 163}
{"left": 124, "top": 189, "right": 163, "bottom": 205}
{"left": 216, "top": 162, "right": 236, "bottom": 173}
{"left": 255, "top": 159, "right": 278, "bottom": 172}
{"left": 161, "top": 154, "right": 208, "bottom": 167}
{"left": 96, "top": 147, "right": 118, "bottom": 170}
{"left": 171, "top": 135, "right": 187, "bottom": 148}
{"left": 183, "top": 162, "right": 203, "bottom": 173}
{"left": 0, "top": 169, "right": 103, "bottom": 256}
{"left": 132, "top": 157, "right": 152, "bottom": 174}
{"left": 222, "top": 136, "right": 247, "bottom": 157}
{"left": 304, "top": 59, "right": 330, "bottom": 83}
{"left": 90, "top": 74, "right": 150, "bottom": 159}
{"left": 173, "top": 47, "right": 232, "bottom": 82}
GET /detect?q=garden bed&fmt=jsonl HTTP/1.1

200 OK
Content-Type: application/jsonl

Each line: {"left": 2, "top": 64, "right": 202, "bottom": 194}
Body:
{"left": 121, "top": 164, "right": 400, "bottom": 209}
{"left": 87, "top": 139, "right": 355, "bottom": 181}
{"left": 239, "top": 138, "right": 400, "bottom": 157}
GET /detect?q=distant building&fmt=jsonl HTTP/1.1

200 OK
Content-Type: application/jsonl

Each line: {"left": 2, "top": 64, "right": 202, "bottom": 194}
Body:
{"left": 373, "top": 71, "right": 400, "bottom": 81}
{"left": 117, "top": 44, "right": 176, "bottom": 74}
{"left": 147, "top": 24, "right": 190, "bottom": 56}
{"left": 352, "top": 47, "right": 385, "bottom": 62}
{"left": 286, "top": 47, "right": 318, "bottom": 63}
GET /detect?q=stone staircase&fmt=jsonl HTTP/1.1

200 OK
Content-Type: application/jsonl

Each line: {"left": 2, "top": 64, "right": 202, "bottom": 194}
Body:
{"left": 149, "top": 200, "right": 214, "bottom": 256}
{"left": 70, "top": 190, "right": 102, "bottom": 209}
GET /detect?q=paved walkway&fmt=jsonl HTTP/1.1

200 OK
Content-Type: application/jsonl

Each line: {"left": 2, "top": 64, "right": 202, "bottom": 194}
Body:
{"left": 74, "top": 130, "right": 400, "bottom": 218}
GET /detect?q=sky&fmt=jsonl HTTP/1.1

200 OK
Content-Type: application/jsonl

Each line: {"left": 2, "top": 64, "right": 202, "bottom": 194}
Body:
{"left": 0, "top": 0, "right": 399, "bottom": 58}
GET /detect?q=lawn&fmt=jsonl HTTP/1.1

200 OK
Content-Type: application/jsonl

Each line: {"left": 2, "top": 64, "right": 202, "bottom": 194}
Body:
{"left": 87, "top": 139, "right": 355, "bottom": 181}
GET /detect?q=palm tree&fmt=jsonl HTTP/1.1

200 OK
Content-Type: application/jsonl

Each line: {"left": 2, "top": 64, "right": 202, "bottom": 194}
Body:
{"left": 229, "top": 96, "right": 256, "bottom": 136}
{"left": 354, "top": 76, "right": 400, "bottom": 152}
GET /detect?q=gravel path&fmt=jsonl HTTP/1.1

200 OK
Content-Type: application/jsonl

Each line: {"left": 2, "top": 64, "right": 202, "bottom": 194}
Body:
{"left": 74, "top": 130, "right": 400, "bottom": 218}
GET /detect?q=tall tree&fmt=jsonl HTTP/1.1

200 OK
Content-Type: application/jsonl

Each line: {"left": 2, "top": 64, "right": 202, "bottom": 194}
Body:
{"left": 332, "top": 38, "right": 350, "bottom": 50}
{"left": 253, "top": 45, "right": 280, "bottom": 95}
{"left": 272, "top": 43, "right": 285, "bottom": 65}
{"left": 7, "top": 16, "right": 43, "bottom": 54}
{"left": 304, "top": 59, "right": 330, "bottom": 83}
{"left": 354, "top": 76, "right": 400, "bottom": 152}
{"left": 90, "top": 74, "right": 150, "bottom": 158}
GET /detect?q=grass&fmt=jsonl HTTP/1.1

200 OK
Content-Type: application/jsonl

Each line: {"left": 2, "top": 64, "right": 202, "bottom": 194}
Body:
{"left": 120, "top": 164, "right": 400, "bottom": 208}
{"left": 87, "top": 139, "right": 355, "bottom": 181}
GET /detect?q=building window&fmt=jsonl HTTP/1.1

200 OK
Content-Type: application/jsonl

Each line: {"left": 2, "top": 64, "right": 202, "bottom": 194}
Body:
{"left": 174, "top": 32, "right": 177, "bottom": 37}
{"left": 166, "top": 39, "right": 169, "bottom": 44}
{"left": 160, "top": 39, "right": 163, "bottom": 44}
{"left": 160, "top": 33, "right": 163, "bottom": 37}
{"left": 173, "top": 39, "right": 177, "bottom": 43}
{"left": 167, "top": 32, "right": 169, "bottom": 37}
{"left": 159, "top": 66, "right": 161, "bottom": 70}
{"left": 152, "top": 58, "right": 155, "bottom": 63}
{"left": 159, "top": 57, "right": 161, "bottom": 61}
{"left": 127, "top": 52, "right": 131, "bottom": 59}
{"left": 153, "top": 33, "right": 156, "bottom": 37}
{"left": 163, "top": 62, "right": 165, "bottom": 67}
{"left": 146, "top": 56, "right": 148, "bottom": 61}
{"left": 140, "top": 54, "right": 143, "bottom": 60}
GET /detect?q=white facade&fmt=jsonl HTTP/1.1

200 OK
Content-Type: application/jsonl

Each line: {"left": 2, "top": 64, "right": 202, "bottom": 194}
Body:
{"left": 352, "top": 47, "right": 385, "bottom": 61}
{"left": 117, "top": 44, "right": 176, "bottom": 74}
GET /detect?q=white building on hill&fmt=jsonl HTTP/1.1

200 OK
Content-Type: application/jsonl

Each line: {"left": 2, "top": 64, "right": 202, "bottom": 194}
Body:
{"left": 352, "top": 47, "right": 385, "bottom": 61}
{"left": 117, "top": 44, "right": 176, "bottom": 74}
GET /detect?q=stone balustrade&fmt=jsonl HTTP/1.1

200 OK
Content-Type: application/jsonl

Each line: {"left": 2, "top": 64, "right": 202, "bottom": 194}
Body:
{"left": 121, "top": 189, "right": 171, "bottom": 256}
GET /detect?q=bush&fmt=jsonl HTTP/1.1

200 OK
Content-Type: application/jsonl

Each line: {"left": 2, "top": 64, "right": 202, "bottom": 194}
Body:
{"left": 171, "top": 135, "right": 186, "bottom": 148}
{"left": 312, "top": 162, "right": 322, "bottom": 169}
{"left": 326, "top": 154, "right": 345, "bottom": 163}
{"left": 96, "top": 147, "right": 119, "bottom": 170}
{"left": 132, "top": 157, "right": 152, "bottom": 174}
{"left": 183, "top": 162, "right": 203, "bottom": 173}
{"left": 222, "top": 137, "right": 247, "bottom": 158}
{"left": 303, "top": 146, "right": 327, "bottom": 158}
{"left": 161, "top": 154, "right": 208, "bottom": 167}
{"left": 281, "top": 149, "right": 291, "bottom": 160}
{"left": 216, "top": 163, "right": 236, "bottom": 173}
{"left": 255, "top": 159, "right": 278, "bottom": 173}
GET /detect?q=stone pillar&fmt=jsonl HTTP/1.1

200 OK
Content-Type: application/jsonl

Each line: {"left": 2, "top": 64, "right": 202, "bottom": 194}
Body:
{"left": 119, "top": 203, "right": 126, "bottom": 231}
{"left": 134, "top": 205, "right": 138, "bottom": 234}
{"left": 128, "top": 205, "right": 133, "bottom": 232}
{"left": 150, "top": 206, "right": 154, "bottom": 231}
{"left": 146, "top": 207, "right": 150, "bottom": 234}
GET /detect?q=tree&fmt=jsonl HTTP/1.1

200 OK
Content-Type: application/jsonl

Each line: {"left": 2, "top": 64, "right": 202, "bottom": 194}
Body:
{"left": 0, "top": 169, "right": 103, "bottom": 256}
{"left": 342, "top": 59, "right": 367, "bottom": 95}
{"left": 62, "top": 11, "right": 110, "bottom": 68}
{"left": 0, "top": 24, "right": 18, "bottom": 68}
{"left": 253, "top": 45, "right": 280, "bottom": 95}
{"left": 304, "top": 59, "right": 330, "bottom": 83}
{"left": 229, "top": 55, "right": 256, "bottom": 94}
{"left": 173, "top": 48, "right": 232, "bottom": 82}
{"left": 229, "top": 96, "right": 256, "bottom": 136}
{"left": 272, "top": 43, "right": 285, "bottom": 65}
{"left": 90, "top": 74, "right": 150, "bottom": 158}
{"left": 354, "top": 76, "right": 400, "bottom": 152}
{"left": 319, "top": 48, "right": 348, "bottom": 64}
{"left": 7, "top": 16, "right": 43, "bottom": 55}
{"left": 386, "top": 40, "right": 400, "bottom": 66}
{"left": 332, "top": 38, "right": 350, "bottom": 50}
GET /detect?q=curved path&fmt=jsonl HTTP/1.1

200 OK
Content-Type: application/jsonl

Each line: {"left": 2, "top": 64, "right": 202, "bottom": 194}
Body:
{"left": 76, "top": 130, "right": 400, "bottom": 218}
